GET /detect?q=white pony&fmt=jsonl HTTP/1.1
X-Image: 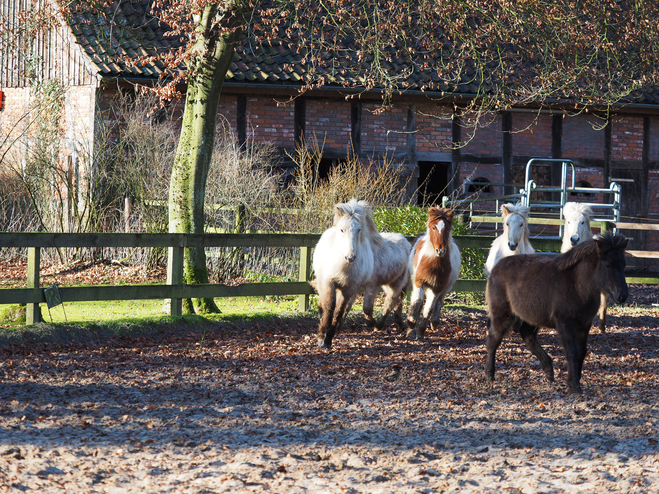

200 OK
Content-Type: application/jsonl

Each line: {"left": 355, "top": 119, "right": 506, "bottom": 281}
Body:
{"left": 484, "top": 203, "right": 535, "bottom": 277}
{"left": 313, "top": 199, "right": 375, "bottom": 349}
{"left": 561, "top": 202, "right": 594, "bottom": 253}
{"left": 561, "top": 202, "right": 607, "bottom": 333}
{"left": 361, "top": 207, "right": 411, "bottom": 331}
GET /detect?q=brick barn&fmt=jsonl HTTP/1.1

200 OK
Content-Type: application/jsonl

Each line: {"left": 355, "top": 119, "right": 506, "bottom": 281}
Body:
{"left": 2, "top": 0, "right": 659, "bottom": 257}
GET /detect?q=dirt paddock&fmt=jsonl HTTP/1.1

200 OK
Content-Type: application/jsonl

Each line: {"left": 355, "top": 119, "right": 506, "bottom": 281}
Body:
{"left": 0, "top": 288, "right": 658, "bottom": 493}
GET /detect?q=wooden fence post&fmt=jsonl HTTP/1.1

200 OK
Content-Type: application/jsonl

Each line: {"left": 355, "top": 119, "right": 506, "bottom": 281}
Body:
{"left": 167, "top": 245, "right": 184, "bottom": 316}
{"left": 26, "top": 247, "right": 41, "bottom": 325}
{"left": 298, "top": 246, "right": 311, "bottom": 312}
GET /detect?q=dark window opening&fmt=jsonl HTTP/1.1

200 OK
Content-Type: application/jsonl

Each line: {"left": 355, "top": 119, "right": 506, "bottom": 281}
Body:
{"left": 467, "top": 177, "right": 492, "bottom": 194}
{"left": 571, "top": 180, "right": 593, "bottom": 197}
{"left": 317, "top": 158, "right": 337, "bottom": 183}
{"left": 418, "top": 161, "right": 450, "bottom": 206}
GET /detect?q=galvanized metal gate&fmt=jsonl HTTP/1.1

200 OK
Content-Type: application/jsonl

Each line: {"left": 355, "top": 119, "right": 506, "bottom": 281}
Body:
{"left": 519, "top": 159, "right": 621, "bottom": 236}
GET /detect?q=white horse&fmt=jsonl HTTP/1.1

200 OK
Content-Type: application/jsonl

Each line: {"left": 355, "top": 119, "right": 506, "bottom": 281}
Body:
{"left": 561, "top": 202, "right": 607, "bottom": 333}
{"left": 561, "top": 202, "right": 594, "bottom": 253}
{"left": 313, "top": 199, "right": 375, "bottom": 349}
{"left": 484, "top": 203, "right": 535, "bottom": 277}
{"left": 361, "top": 207, "right": 411, "bottom": 331}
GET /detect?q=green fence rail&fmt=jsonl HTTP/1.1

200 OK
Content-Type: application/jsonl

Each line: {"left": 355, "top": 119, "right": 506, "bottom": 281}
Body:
{"left": 0, "top": 227, "right": 655, "bottom": 326}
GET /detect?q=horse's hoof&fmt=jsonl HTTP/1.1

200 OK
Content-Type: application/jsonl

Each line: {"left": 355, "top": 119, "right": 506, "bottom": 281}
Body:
{"left": 568, "top": 386, "right": 583, "bottom": 395}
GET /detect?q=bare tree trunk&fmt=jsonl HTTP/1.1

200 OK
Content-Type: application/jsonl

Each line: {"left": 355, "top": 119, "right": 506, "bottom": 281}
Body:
{"left": 168, "top": 5, "right": 242, "bottom": 314}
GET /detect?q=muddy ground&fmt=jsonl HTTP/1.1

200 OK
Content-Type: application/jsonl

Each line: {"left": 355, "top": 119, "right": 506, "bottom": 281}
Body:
{"left": 0, "top": 283, "right": 658, "bottom": 492}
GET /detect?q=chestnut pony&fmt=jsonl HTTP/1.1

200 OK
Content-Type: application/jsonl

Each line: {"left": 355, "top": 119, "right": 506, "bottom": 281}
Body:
{"left": 407, "top": 207, "right": 461, "bottom": 340}
{"left": 485, "top": 233, "right": 628, "bottom": 394}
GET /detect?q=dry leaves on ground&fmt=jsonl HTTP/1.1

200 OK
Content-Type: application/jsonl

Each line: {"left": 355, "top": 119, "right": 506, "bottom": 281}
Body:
{"left": 0, "top": 287, "right": 658, "bottom": 492}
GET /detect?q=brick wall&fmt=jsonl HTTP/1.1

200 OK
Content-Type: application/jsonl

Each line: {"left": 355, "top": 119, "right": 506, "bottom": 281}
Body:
{"left": 562, "top": 114, "right": 606, "bottom": 160}
{"left": 414, "top": 104, "right": 452, "bottom": 153}
{"left": 461, "top": 114, "right": 502, "bottom": 155}
{"left": 511, "top": 113, "right": 552, "bottom": 158}
{"left": 567, "top": 167, "right": 605, "bottom": 189}
{"left": 611, "top": 115, "right": 644, "bottom": 162}
{"left": 460, "top": 162, "right": 505, "bottom": 195}
{"left": 246, "top": 96, "right": 295, "bottom": 147}
{"left": 362, "top": 103, "right": 407, "bottom": 154}
{"left": 0, "top": 87, "right": 31, "bottom": 164}
{"left": 217, "top": 96, "right": 238, "bottom": 137}
{"left": 305, "top": 99, "right": 351, "bottom": 150}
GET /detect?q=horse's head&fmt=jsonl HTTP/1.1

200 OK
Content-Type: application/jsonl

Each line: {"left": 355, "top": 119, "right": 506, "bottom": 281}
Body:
{"left": 562, "top": 202, "right": 593, "bottom": 252}
{"left": 501, "top": 203, "right": 530, "bottom": 252}
{"left": 333, "top": 200, "right": 368, "bottom": 263}
{"left": 595, "top": 233, "right": 629, "bottom": 304}
{"left": 427, "top": 207, "right": 454, "bottom": 257}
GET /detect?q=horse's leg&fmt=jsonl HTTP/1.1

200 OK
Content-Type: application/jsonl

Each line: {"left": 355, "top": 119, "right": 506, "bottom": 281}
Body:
{"left": 323, "top": 288, "right": 356, "bottom": 349}
{"left": 406, "top": 284, "right": 424, "bottom": 339}
{"left": 385, "top": 270, "right": 409, "bottom": 330}
{"left": 415, "top": 289, "right": 436, "bottom": 340}
{"left": 429, "top": 288, "right": 449, "bottom": 333}
{"left": 484, "top": 313, "right": 516, "bottom": 383}
{"left": 519, "top": 322, "right": 554, "bottom": 383}
{"left": 375, "top": 285, "right": 399, "bottom": 330}
{"left": 362, "top": 283, "right": 377, "bottom": 328}
{"left": 392, "top": 289, "right": 406, "bottom": 330}
{"left": 598, "top": 292, "right": 607, "bottom": 334}
{"left": 574, "top": 324, "right": 591, "bottom": 390}
{"left": 317, "top": 282, "right": 337, "bottom": 347}
{"left": 557, "top": 321, "right": 586, "bottom": 394}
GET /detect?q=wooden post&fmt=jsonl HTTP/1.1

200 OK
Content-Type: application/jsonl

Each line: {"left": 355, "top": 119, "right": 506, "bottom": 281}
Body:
{"left": 26, "top": 247, "right": 41, "bottom": 325}
{"left": 167, "top": 245, "right": 184, "bottom": 316}
{"left": 124, "top": 196, "right": 132, "bottom": 233}
{"left": 235, "top": 204, "right": 246, "bottom": 233}
{"left": 600, "top": 221, "right": 613, "bottom": 234}
{"left": 298, "top": 246, "right": 311, "bottom": 312}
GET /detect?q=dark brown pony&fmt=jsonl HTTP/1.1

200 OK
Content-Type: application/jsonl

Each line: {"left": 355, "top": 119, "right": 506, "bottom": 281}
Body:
{"left": 485, "top": 233, "right": 628, "bottom": 393}
{"left": 406, "top": 207, "right": 461, "bottom": 340}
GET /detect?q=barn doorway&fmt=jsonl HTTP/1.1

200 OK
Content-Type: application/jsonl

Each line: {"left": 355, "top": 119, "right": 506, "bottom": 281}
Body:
{"left": 417, "top": 161, "right": 450, "bottom": 206}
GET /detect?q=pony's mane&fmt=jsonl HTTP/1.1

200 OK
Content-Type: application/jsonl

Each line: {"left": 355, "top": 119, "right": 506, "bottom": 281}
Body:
{"left": 333, "top": 200, "right": 362, "bottom": 225}
{"left": 554, "top": 239, "right": 597, "bottom": 271}
{"left": 333, "top": 198, "right": 384, "bottom": 247}
{"left": 554, "top": 232, "right": 627, "bottom": 271}
{"left": 502, "top": 202, "right": 530, "bottom": 218}
{"left": 427, "top": 206, "right": 454, "bottom": 230}
{"left": 563, "top": 202, "right": 593, "bottom": 221}
{"left": 362, "top": 202, "right": 385, "bottom": 248}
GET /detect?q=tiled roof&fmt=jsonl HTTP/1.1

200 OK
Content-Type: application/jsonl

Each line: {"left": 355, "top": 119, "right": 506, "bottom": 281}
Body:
{"left": 66, "top": 0, "right": 173, "bottom": 78}
{"left": 64, "top": 0, "right": 658, "bottom": 105}
{"left": 62, "top": 0, "right": 506, "bottom": 96}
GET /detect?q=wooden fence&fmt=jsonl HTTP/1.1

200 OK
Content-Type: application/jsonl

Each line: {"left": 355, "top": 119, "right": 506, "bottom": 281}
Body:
{"left": 0, "top": 218, "right": 656, "bottom": 325}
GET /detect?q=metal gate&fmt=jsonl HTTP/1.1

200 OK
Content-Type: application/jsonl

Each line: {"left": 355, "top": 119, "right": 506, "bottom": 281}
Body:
{"left": 519, "top": 159, "right": 621, "bottom": 236}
